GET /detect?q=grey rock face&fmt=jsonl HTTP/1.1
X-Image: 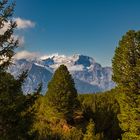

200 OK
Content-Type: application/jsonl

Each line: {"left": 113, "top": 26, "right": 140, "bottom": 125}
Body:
{"left": 8, "top": 54, "right": 115, "bottom": 94}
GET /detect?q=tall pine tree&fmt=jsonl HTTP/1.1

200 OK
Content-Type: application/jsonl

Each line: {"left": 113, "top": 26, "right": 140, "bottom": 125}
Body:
{"left": 45, "top": 64, "right": 79, "bottom": 121}
{"left": 0, "top": 0, "right": 18, "bottom": 71}
{"left": 112, "top": 30, "right": 140, "bottom": 139}
{"left": 0, "top": 1, "right": 28, "bottom": 139}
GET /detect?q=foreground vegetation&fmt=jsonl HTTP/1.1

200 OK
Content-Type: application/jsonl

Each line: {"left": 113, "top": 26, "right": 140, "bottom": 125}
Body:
{"left": 0, "top": 0, "right": 140, "bottom": 140}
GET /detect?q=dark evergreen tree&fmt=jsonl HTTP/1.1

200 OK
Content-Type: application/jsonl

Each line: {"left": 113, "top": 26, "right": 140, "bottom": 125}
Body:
{"left": 0, "top": 71, "right": 26, "bottom": 139}
{"left": 0, "top": 1, "right": 30, "bottom": 139}
{"left": 46, "top": 64, "right": 79, "bottom": 121}
{"left": 112, "top": 30, "right": 140, "bottom": 139}
{"left": 0, "top": 0, "right": 18, "bottom": 71}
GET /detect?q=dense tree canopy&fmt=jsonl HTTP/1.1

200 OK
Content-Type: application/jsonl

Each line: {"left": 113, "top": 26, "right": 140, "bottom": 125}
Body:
{"left": 112, "top": 30, "right": 140, "bottom": 139}
{"left": 0, "top": 1, "right": 31, "bottom": 139}
{"left": 45, "top": 64, "right": 79, "bottom": 120}
{"left": 0, "top": 72, "right": 25, "bottom": 139}
{"left": 112, "top": 30, "right": 140, "bottom": 92}
{"left": 0, "top": 1, "right": 139, "bottom": 140}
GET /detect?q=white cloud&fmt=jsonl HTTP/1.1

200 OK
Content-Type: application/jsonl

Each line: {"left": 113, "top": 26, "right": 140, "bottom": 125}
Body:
{"left": 14, "top": 51, "right": 39, "bottom": 60}
{"left": 0, "top": 17, "right": 35, "bottom": 34}
{"left": 13, "top": 17, "right": 35, "bottom": 29}
{"left": 0, "top": 17, "right": 35, "bottom": 46}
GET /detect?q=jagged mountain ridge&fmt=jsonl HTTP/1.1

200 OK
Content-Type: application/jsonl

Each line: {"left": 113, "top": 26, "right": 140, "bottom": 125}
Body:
{"left": 8, "top": 54, "right": 115, "bottom": 94}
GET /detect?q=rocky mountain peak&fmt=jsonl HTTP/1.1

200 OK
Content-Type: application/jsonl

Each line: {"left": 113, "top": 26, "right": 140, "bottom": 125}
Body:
{"left": 9, "top": 53, "right": 115, "bottom": 94}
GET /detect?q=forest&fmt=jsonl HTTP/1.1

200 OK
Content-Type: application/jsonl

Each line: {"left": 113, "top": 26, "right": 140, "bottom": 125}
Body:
{"left": 0, "top": 1, "right": 140, "bottom": 140}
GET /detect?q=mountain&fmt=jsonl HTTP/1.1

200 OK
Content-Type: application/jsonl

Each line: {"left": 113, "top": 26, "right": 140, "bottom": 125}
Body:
{"left": 8, "top": 54, "right": 115, "bottom": 94}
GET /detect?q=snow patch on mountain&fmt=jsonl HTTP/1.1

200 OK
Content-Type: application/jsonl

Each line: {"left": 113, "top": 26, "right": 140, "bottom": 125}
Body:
{"left": 8, "top": 52, "right": 115, "bottom": 94}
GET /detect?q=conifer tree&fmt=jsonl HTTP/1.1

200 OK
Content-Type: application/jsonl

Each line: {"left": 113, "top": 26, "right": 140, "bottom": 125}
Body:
{"left": 112, "top": 30, "right": 140, "bottom": 139}
{"left": 0, "top": 0, "right": 18, "bottom": 71}
{"left": 46, "top": 64, "right": 79, "bottom": 121}
{"left": 0, "top": 1, "right": 28, "bottom": 139}
{"left": 83, "top": 119, "right": 96, "bottom": 140}
{"left": 0, "top": 71, "right": 27, "bottom": 139}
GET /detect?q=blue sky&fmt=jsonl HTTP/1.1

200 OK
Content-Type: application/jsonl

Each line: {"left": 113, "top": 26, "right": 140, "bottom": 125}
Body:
{"left": 13, "top": 0, "right": 140, "bottom": 66}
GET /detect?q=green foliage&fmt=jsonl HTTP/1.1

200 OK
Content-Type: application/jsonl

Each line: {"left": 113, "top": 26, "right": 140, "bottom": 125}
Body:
{"left": 83, "top": 119, "right": 103, "bottom": 140}
{"left": 19, "top": 93, "right": 41, "bottom": 140}
{"left": 62, "top": 127, "right": 83, "bottom": 140}
{"left": 31, "top": 90, "right": 122, "bottom": 140}
{"left": 31, "top": 96, "right": 83, "bottom": 140}
{"left": 0, "top": 67, "right": 28, "bottom": 139}
{"left": 0, "top": 0, "right": 18, "bottom": 71}
{"left": 29, "top": 96, "right": 52, "bottom": 139}
{"left": 112, "top": 30, "right": 140, "bottom": 139}
{"left": 83, "top": 119, "right": 95, "bottom": 140}
{"left": 78, "top": 94, "right": 95, "bottom": 120}
{"left": 0, "top": 3, "right": 138, "bottom": 139}
{"left": 46, "top": 64, "right": 79, "bottom": 120}
{"left": 30, "top": 65, "right": 83, "bottom": 139}
{"left": 0, "top": 71, "right": 25, "bottom": 139}
{"left": 116, "top": 89, "right": 140, "bottom": 140}
{"left": 0, "top": 1, "right": 32, "bottom": 139}
{"left": 112, "top": 30, "right": 140, "bottom": 92}
{"left": 79, "top": 90, "right": 122, "bottom": 140}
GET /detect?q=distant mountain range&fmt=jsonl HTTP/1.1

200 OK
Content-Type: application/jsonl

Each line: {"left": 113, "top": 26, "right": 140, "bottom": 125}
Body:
{"left": 8, "top": 53, "right": 115, "bottom": 94}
